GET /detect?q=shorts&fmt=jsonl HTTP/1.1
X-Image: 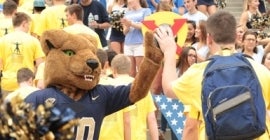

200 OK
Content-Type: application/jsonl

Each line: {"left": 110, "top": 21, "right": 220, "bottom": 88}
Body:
{"left": 197, "top": 0, "right": 216, "bottom": 6}
{"left": 109, "top": 28, "right": 125, "bottom": 42}
{"left": 124, "top": 44, "right": 144, "bottom": 56}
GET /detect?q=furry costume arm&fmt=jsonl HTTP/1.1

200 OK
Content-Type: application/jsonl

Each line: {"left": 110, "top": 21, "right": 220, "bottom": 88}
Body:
{"left": 129, "top": 31, "right": 164, "bottom": 102}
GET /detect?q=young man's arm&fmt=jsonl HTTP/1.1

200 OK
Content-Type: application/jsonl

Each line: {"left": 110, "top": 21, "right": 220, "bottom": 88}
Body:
{"left": 147, "top": 111, "right": 159, "bottom": 140}
{"left": 123, "top": 111, "right": 131, "bottom": 140}
{"left": 154, "top": 26, "right": 178, "bottom": 99}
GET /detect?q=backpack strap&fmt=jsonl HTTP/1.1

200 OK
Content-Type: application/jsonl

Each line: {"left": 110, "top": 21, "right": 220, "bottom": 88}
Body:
{"left": 203, "top": 53, "right": 253, "bottom": 77}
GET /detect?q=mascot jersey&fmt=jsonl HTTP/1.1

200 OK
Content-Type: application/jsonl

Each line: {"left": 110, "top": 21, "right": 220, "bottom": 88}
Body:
{"left": 25, "top": 84, "right": 133, "bottom": 140}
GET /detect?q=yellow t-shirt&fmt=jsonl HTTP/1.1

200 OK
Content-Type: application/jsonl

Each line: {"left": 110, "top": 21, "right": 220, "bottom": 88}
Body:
{"left": 36, "top": 4, "right": 67, "bottom": 36}
{"left": 0, "top": 31, "right": 45, "bottom": 91}
{"left": 63, "top": 24, "right": 102, "bottom": 49}
{"left": 99, "top": 75, "right": 135, "bottom": 140}
{"left": 30, "top": 13, "right": 42, "bottom": 37}
{"left": 0, "top": 17, "right": 13, "bottom": 37}
{"left": 172, "top": 56, "right": 270, "bottom": 140}
{"left": 19, "top": 0, "right": 35, "bottom": 14}
{"left": 130, "top": 92, "right": 157, "bottom": 140}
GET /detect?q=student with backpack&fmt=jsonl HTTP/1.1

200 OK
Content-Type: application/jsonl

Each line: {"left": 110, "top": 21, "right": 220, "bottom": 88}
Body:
{"left": 155, "top": 11, "right": 270, "bottom": 140}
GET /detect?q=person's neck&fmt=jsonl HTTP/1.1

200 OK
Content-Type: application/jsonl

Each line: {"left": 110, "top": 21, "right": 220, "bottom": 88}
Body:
{"left": 14, "top": 27, "right": 27, "bottom": 33}
{"left": 19, "top": 81, "right": 32, "bottom": 88}
{"left": 53, "top": 1, "right": 65, "bottom": 5}
{"left": 211, "top": 43, "right": 236, "bottom": 56}
{"left": 80, "top": 0, "right": 91, "bottom": 6}
{"left": 243, "top": 49, "right": 254, "bottom": 56}
{"left": 4, "top": 14, "right": 13, "bottom": 19}
{"left": 72, "top": 20, "right": 84, "bottom": 25}
{"left": 248, "top": 8, "right": 258, "bottom": 14}
{"left": 132, "top": 5, "right": 141, "bottom": 10}
{"left": 117, "top": 0, "right": 125, "bottom": 5}
{"left": 188, "top": 7, "right": 197, "bottom": 15}
{"left": 114, "top": 74, "right": 130, "bottom": 78}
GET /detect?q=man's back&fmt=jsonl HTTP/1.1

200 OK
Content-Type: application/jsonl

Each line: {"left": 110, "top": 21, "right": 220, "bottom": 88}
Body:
{"left": 0, "top": 31, "right": 44, "bottom": 91}
{"left": 63, "top": 23, "right": 102, "bottom": 49}
{"left": 0, "top": 18, "right": 13, "bottom": 37}
{"left": 171, "top": 52, "right": 270, "bottom": 139}
{"left": 36, "top": 5, "right": 67, "bottom": 36}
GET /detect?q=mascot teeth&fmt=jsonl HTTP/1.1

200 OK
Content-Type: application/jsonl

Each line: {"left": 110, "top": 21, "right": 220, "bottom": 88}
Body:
{"left": 84, "top": 75, "right": 94, "bottom": 81}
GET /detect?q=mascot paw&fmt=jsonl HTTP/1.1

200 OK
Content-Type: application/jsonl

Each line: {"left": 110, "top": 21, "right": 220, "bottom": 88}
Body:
{"left": 144, "top": 31, "right": 164, "bottom": 64}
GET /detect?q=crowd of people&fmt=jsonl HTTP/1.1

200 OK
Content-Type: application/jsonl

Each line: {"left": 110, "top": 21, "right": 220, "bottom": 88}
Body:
{"left": 0, "top": 0, "right": 270, "bottom": 139}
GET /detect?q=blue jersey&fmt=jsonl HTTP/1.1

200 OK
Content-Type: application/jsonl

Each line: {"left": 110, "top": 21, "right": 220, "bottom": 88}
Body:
{"left": 25, "top": 84, "right": 133, "bottom": 140}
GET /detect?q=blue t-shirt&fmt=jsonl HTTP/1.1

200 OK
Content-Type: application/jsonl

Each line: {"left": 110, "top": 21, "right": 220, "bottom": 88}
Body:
{"left": 81, "top": 1, "right": 110, "bottom": 47}
{"left": 124, "top": 8, "right": 151, "bottom": 45}
{"left": 25, "top": 85, "right": 133, "bottom": 140}
{"left": 147, "top": 0, "right": 160, "bottom": 13}
{"left": 174, "top": 0, "right": 184, "bottom": 8}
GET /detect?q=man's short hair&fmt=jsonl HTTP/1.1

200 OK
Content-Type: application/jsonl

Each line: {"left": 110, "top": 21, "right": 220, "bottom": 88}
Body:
{"left": 3, "top": 0, "right": 17, "bottom": 16}
{"left": 111, "top": 54, "right": 131, "bottom": 74}
{"left": 12, "top": 12, "right": 31, "bottom": 27}
{"left": 96, "top": 49, "right": 108, "bottom": 68}
{"left": 106, "top": 50, "right": 117, "bottom": 67}
{"left": 206, "top": 11, "right": 236, "bottom": 44}
{"left": 65, "top": 4, "right": 84, "bottom": 21}
{"left": 17, "top": 68, "right": 35, "bottom": 83}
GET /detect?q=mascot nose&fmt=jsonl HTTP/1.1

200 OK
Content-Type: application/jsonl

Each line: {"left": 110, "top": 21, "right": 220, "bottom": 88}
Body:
{"left": 86, "top": 59, "right": 99, "bottom": 69}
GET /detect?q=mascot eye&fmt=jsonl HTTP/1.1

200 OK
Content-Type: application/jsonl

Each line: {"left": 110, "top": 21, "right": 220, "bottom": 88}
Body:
{"left": 63, "top": 50, "right": 75, "bottom": 56}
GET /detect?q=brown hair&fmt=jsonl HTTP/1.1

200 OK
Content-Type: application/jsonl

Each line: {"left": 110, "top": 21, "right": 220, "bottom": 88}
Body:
{"left": 206, "top": 11, "right": 236, "bottom": 44}
{"left": 3, "top": 0, "right": 17, "bottom": 16}
{"left": 96, "top": 49, "right": 108, "bottom": 68}
{"left": 176, "top": 47, "right": 197, "bottom": 76}
{"left": 17, "top": 68, "right": 35, "bottom": 83}
{"left": 139, "top": 0, "right": 148, "bottom": 8}
{"left": 156, "top": 1, "right": 171, "bottom": 12}
{"left": 262, "top": 51, "right": 270, "bottom": 64}
{"left": 198, "top": 20, "right": 207, "bottom": 45}
{"left": 12, "top": 12, "right": 31, "bottom": 27}
{"left": 65, "top": 4, "right": 84, "bottom": 21}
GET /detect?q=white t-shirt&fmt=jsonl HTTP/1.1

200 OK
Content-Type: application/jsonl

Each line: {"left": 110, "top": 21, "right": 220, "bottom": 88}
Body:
{"left": 252, "top": 45, "right": 264, "bottom": 63}
{"left": 192, "top": 42, "right": 209, "bottom": 59}
{"left": 183, "top": 11, "right": 208, "bottom": 24}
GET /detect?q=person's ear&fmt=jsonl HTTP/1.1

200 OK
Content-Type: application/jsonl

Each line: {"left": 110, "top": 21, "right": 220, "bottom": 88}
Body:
{"left": 207, "top": 33, "right": 213, "bottom": 46}
{"left": 112, "top": 68, "right": 117, "bottom": 78}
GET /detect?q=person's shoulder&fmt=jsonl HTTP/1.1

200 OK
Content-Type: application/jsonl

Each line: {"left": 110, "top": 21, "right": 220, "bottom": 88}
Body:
{"left": 143, "top": 7, "right": 151, "bottom": 13}
{"left": 197, "top": 11, "right": 207, "bottom": 17}
{"left": 192, "top": 61, "right": 209, "bottom": 69}
{"left": 183, "top": 12, "right": 189, "bottom": 17}
{"left": 248, "top": 57, "right": 269, "bottom": 72}
{"left": 28, "top": 87, "right": 57, "bottom": 95}
{"left": 240, "top": 10, "right": 249, "bottom": 17}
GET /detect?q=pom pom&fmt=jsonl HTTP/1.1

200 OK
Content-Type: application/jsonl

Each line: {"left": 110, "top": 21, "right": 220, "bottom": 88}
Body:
{"left": 0, "top": 95, "right": 79, "bottom": 140}
{"left": 216, "top": 0, "right": 227, "bottom": 9}
{"left": 250, "top": 13, "right": 270, "bottom": 30}
{"left": 109, "top": 10, "right": 126, "bottom": 32}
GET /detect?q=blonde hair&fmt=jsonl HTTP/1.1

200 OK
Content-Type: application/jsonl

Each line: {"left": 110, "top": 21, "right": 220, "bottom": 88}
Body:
{"left": 156, "top": 1, "right": 171, "bottom": 12}
{"left": 243, "top": 0, "right": 261, "bottom": 15}
{"left": 111, "top": 54, "right": 131, "bottom": 74}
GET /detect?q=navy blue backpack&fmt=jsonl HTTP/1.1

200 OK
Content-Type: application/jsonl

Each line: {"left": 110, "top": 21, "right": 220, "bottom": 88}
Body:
{"left": 202, "top": 53, "right": 266, "bottom": 140}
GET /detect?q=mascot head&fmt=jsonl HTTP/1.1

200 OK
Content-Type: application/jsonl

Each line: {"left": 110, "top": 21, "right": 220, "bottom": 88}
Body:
{"left": 40, "top": 30, "right": 101, "bottom": 90}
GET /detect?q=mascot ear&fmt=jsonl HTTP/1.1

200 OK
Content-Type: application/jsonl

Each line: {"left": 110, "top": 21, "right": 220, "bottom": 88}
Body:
{"left": 77, "top": 33, "right": 98, "bottom": 53}
{"left": 40, "top": 30, "right": 70, "bottom": 55}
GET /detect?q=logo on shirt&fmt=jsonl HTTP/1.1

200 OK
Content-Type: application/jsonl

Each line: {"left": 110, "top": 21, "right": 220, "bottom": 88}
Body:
{"left": 45, "top": 97, "right": 56, "bottom": 106}
{"left": 91, "top": 94, "right": 99, "bottom": 101}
